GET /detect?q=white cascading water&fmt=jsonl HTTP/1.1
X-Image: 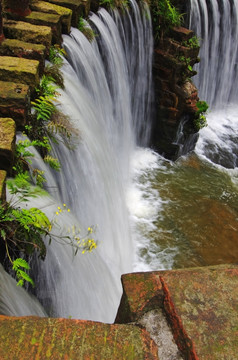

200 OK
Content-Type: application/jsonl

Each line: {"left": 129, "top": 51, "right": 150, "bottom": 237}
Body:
{"left": 0, "top": 0, "right": 153, "bottom": 322}
{"left": 189, "top": 0, "right": 238, "bottom": 169}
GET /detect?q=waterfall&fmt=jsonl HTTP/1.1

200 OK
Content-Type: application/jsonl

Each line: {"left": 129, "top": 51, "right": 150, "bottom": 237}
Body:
{"left": 189, "top": 0, "right": 238, "bottom": 168}
{"left": 189, "top": 0, "right": 238, "bottom": 108}
{"left": 0, "top": 265, "right": 46, "bottom": 317}
{"left": 0, "top": 1, "right": 153, "bottom": 323}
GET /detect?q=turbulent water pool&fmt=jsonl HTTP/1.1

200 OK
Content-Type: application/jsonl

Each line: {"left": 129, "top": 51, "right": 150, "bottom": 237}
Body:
{"left": 132, "top": 107, "right": 238, "bottom": 271}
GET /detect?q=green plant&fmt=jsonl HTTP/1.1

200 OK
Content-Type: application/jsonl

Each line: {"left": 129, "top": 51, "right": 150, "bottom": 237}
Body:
{"left": 12, "top": 258, "right": 34, "bottom": 287}
{"left": 49, "top": 44, "right": 66, "bottom": 66}
{"left": 78, "top": 17, "right": 95, "bottom": 42}
{"left": 44, "top": 64, "right": 65, "bottom": 90}
{"left": 178, "top": 55, "right": 194, "bottom": 74}
{"left": 196, "top": 100, "right": 209, "bottom": 114}
{"left": 0, "top": 174, "right": 98, "bottom": 287}
{"left": 151, "top": 0, "right": 184, "bottom": 40}
{"left": 194, "top": 100, "right": 209, "bottom": 130}
{"left": 182, "top": 35, "right": 200, "bottom": 49}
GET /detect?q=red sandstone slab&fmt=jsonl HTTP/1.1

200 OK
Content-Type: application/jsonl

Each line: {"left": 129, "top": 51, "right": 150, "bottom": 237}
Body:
{"left": 160, "top": 265, "right": 238, "bottom": 359}
{"left": 0, "top": 315, "right": 159, "bottom": 359}
{"left": 116, "top": 272, "right": 163, "bottom": 323}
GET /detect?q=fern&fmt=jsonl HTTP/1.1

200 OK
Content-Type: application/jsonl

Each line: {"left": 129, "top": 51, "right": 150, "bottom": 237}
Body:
{"left": 31, "top": 96, "right": 56, "bottom": 122}
{"left": 12, "top": 258, "right": 30, "bottom": 270}
{"left": 78, "top": 17, "right": 95, "bottom": 42}
{"left": 43, "top": 155, "right": 61, "bottom": 171}
{"left": 36, "top": 74, "right": 58, "bottom": 97}
{"left": 12, "top": 258, "right": 34, "bottom": 287}
{"left": 44, "top": 64, "right": 64, "bottom": 89}
{"left": 49, "top": 44, "right": 66, "bottom": 66}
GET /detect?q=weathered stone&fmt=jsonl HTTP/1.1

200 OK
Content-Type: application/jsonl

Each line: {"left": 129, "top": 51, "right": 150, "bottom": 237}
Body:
{"left": 115, "top": 265, "right": 238, "bottom": 359}
{"left": 0, "top": 316, "right": 159, "bottom": 359}
{"left": 116, "top": 272, "right": 163, "bottom": 323}
{"left": 181, "top": 80, "right": 199, "bottom": 113}
{"left": 3, "top": 20, "right": 52, "bottom": 48}
{"left": 0, "top": 117, "right": 15, "bottom": 172}
{"left": 20, "top": 11, "right": 62, "bottom": 44}
{"left": 160, "top": 265, "right": 238, "bottom": 360}
{"left": 0, "top": 39, "right": 46, "bottom": 74}
{"left": 31, "top": 0, "right": 72, "bottom": 34}
{"left": 0, "top": 56, "right": 39, "bottom": 91}
{"left": 46, "top": 0, "right": 90, "bottom": 26}
{"left": 0, "top": 81, "right": 30, "bottom": 128}
{"left": 0, "top": 170, "right": 7, "bottom": 202}
{"left": 169, "top": 26, "right": 195, "bottom": 42}
{"left": 3, "top": 0, "right": 31, "bottom": 16}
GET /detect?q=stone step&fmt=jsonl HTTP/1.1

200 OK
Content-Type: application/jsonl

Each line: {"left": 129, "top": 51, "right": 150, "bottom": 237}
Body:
{"left": 46, "top": 0, "right": 90, "bottom": 26}
{"left": 0, "top": 315, "right": 159, "bottom": 360}
{"left": 0, "top": 81, "right": 30, "bottom": 128}
{"left": 17, "top": 11, "right": 62, "bottom": 44}
{"left": 0, "top": 39, "right": 46, "bottom": 74}
{"left": 30, "top": 0, "right": 72, "bottom": 34}
{"left": 3, "top": 19, "right": 52, "bottom": 48}
{"left": 0, "top": 56, "right": 39, "bottom": 92}
{"left": 0, "top": 118, "right": 16, "bottom": 173}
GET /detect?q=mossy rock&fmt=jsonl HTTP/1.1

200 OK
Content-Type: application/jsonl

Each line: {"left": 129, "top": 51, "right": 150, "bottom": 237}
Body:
{"left": 0, "top": 316, "right": 159, "bottom": 359}
{"left": 0, "top": 81, "right": 30, "bottom": 128}
{"left": 0, "top": 118, "right": 16, "bottom": 173}
{"left": 0, "top": 39, "right": 46, "bottom": 74}
{"left": 46, "top": 0, "right": 89, "bottom": 25}
{"left": 0, "top": 56, "right": 39, "bottom": 91}
{"left": 31, "top": 0, "right": 72, "bottom": 34}
{"left": 3, "top": 20, "right": 52, "bottom": 48}
{"left": 23, "top": 11, "right": 62, "bottom": 44}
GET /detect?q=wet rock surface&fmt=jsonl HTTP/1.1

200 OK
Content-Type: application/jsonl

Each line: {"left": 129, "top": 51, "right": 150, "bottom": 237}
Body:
{"left": 0, "top": 315, "right": 159, "bottom": 360}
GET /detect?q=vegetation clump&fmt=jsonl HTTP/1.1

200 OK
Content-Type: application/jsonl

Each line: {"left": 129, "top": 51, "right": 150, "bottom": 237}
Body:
{"left": 151, "top": 0, "right": 183, "bottom": 41}
{"left": 194, "top": 100, "right": 209, "bottom": 131}
{"left": 78, "top": 17, "right": 96, "bottom": 42}
{"left": 182, "top": 35, "right": 200, "bottom": 49}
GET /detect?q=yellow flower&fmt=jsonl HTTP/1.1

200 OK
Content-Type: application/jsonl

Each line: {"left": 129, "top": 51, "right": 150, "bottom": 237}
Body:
{"left": 63, "top": 204, "right": 66, "bottom": 207}
{"left": 67, "top": 209, "right": 70, "bottom": 212}
{"left": 57, "top": 206, "right": 61, "bottom": 210}
{"left": 56, "top": 211, "right": 59, "bottom": 215}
